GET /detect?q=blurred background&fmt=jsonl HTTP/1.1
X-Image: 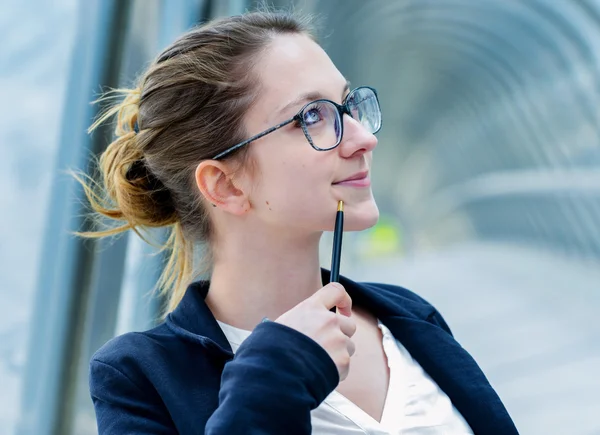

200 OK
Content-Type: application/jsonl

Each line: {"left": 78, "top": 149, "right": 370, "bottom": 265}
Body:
{"left": 1, "top": 0, "right": 599, "bottom": 434}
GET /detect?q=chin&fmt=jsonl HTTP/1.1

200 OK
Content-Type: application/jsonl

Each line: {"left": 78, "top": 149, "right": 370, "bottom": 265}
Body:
{"left": 343, "top": 201, "right": 380, "bottom": 231}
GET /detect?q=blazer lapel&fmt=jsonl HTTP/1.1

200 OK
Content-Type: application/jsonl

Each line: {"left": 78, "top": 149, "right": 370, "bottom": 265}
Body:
{"left": 337, "top": 274, "right": 519, "bottom": 434}
{"left": 383, "top": 315, "right": 519, "bottom": 434}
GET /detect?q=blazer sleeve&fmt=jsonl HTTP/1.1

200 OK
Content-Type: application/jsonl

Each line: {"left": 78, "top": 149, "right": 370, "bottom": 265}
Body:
{"left": 205, "top": 321, "right": 339, "bottom": 434}
{"left": 90, "top": 322, "right": 339, "bottom": 435}
{"left": 90, "top": 359, "right": 177, "bottom": 434}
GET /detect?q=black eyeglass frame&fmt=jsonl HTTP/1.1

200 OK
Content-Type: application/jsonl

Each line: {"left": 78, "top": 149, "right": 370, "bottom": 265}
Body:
{"left": 212, "top": 86, "right": 381, "bottom": 160}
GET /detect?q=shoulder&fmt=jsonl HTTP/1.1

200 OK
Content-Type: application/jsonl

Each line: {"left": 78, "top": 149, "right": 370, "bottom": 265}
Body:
{"left": 88, "top": 324, "right": 204, "bottom": 433}
{"left": 89, "top": 326, "right": 162, "bottom": 407}
{"left": 89, "top": 322, "right": 188, "bottom": 396}
{"left": 91, "top": 323, "right": 172, "bottom": 370}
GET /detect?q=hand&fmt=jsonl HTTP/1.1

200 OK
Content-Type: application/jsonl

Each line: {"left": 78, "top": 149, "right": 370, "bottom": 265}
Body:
{"left": 274, "top": 283, "right": 356, "bottom": 381}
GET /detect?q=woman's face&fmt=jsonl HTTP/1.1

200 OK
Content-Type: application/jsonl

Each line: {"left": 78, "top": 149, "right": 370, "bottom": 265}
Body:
{"left": 241, "top": 33, "right": 379, "bottom": 233}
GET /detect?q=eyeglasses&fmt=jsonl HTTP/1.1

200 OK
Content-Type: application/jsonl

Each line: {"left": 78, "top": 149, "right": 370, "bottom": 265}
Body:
{"left": 212, "top": 86, "right": 382, "bottom": 160}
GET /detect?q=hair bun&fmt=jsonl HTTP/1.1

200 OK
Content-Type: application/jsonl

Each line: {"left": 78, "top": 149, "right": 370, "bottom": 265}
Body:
{"left": 125, "top": 158, "right": 177, "bottom": 224}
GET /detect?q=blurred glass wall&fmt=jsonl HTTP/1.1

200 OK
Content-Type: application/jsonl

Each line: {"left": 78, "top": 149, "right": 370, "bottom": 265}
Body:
{"left": 0, "top": 0, "right": 78, "bottom": 433}
{"left": 1, "top": 0, "right": 599, "bottom": 434}
{"left": 302, "top": 1, "right": 600, "bottom": 434}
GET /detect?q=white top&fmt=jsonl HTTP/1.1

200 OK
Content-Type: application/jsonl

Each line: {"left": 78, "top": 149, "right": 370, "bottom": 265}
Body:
{"left": 216, "top": 318, "right": 473, "bottom": 434}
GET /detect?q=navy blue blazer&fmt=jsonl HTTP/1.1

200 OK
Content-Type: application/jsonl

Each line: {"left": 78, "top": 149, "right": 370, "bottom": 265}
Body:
{"left": 90, "top": 270, "right": 519, "bottom": 434}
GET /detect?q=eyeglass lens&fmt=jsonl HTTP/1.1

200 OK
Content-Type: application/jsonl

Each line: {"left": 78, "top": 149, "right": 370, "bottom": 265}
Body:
{"left": 301, "top": 87, "right": 381, "bottom": 150}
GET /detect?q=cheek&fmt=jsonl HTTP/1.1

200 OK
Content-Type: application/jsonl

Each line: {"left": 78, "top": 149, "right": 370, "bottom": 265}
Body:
{"left": 254, "top": 159, "right": 331, "bottom": 213}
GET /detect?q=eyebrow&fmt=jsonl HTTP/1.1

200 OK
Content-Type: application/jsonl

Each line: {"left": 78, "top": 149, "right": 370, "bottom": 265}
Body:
{"left": 277, "top": 80, "right": 351, "bottom": 116}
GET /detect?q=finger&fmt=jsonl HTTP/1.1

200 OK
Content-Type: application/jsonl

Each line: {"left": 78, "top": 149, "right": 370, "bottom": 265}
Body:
{"left": 338, "top": 314, "right": 357, "bottom": 338}
{"left": 316, "top": 283, "right": 352, "bottom": 316}
{"left": 346, "top": 337, "right": 356, "bottom": 357}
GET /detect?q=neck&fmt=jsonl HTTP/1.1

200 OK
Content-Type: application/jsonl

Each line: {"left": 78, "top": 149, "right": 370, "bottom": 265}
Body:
{"left": 206, "top": 227, "right": 325, "bottom": 330}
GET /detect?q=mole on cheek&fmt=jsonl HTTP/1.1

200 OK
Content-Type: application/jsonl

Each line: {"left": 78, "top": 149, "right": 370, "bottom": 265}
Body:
{"left": 266, "top": 200, "right": 272, "bottom": 211}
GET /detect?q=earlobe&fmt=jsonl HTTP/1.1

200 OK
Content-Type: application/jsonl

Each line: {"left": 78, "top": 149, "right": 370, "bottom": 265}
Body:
{"left": 194, "top": 160, "right": 250, "bottom": 215}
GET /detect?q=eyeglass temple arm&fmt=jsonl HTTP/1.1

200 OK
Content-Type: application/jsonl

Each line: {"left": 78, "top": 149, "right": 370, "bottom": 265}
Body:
{"left": 212, "top": 117, "right": 297, "bottom": 160}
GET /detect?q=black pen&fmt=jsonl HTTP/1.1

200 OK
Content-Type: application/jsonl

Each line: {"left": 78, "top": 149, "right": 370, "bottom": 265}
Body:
{"left": 330, "top": 200, "right": 344, "bottom": 312}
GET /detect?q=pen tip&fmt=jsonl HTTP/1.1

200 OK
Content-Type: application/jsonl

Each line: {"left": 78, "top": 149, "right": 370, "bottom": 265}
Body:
{"left": 337, "top": 200, "right": 344, "bottom": 212}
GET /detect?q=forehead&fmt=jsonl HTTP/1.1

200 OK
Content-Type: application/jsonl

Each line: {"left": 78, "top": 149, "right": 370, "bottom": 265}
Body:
{"left": 252, "top": 33, "right": 347, "bottom": 120}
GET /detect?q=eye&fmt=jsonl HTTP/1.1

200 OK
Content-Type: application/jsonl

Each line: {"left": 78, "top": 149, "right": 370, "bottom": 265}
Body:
{"left": 302, "top": 103, "right": 325, "bottom": 126}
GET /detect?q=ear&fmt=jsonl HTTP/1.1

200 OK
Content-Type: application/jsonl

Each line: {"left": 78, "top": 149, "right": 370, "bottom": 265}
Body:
{"left": 194, "top": 160, "right": 250, "bottom": 215}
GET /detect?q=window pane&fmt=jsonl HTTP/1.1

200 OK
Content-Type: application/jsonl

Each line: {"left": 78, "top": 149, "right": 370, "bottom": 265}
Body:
{"left": 0, "top": 0, "right": 78, "bottom": 433}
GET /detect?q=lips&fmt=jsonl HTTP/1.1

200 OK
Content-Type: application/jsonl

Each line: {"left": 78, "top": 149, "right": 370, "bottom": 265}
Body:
{"left": 334, "top": 171, "right": 369, "bottom": 184}
{"left": 333, "top": 171, "right": 370, "bottom": 188}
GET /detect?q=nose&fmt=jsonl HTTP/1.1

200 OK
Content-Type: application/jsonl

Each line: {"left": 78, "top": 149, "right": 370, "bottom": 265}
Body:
{"left": 337, "top": 113, "right": 378, "bottom": 158}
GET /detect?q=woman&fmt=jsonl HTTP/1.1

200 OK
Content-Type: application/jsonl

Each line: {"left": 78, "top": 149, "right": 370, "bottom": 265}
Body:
{"left": 82, "top": 10, "right": 519, "bottom": 435}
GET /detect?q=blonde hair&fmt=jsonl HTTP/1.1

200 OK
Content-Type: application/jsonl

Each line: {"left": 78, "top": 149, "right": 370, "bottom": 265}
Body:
{"left": 76, "top": 11, "right": 315, "bottom": 315}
